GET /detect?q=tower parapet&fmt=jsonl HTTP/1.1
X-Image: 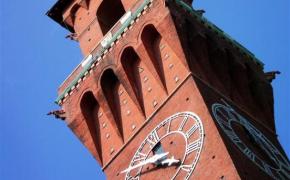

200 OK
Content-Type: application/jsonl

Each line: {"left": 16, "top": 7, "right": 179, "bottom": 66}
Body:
{"left": 47, "top": 0, "right": 290, "bottom": 179}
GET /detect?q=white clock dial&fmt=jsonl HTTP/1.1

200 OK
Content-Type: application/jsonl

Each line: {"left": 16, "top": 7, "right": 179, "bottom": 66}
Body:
{"left": 212, "top": 100, "right": 290, "bottom": 179}
{"left": 123, "top": 112, "right": 204, "bottom": 180}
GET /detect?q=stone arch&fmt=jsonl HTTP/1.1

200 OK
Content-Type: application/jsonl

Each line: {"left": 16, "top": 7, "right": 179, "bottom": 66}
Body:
{"left": 141, "top": 24, "right": 167, "bottom": 91}
{"left": 96, "top": 0, "right": 125, "bottom": 35}
{"left": 70, "top": 4, "right": 81, "bottom": 26}
{"left": 120, "top": 46, "right": 144, "bottom": 110}
{"left": 100, "top": 69, "right": 124, "bottom": 140}
{"left": 80, "top": 91, "right": 103, "bottom": 165}
{"left": 100, "top": 67, "right": 146, "bottom": 140}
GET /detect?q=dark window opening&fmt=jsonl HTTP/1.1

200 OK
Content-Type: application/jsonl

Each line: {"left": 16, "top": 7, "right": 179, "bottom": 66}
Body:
{"left": 80, "top": 91, "right": 103, "bottom": 165}
{"left": 141, "top": 25, "right": 167, "bottom": 91}
{"left": 100, "top": 69, "right": 124, "bottom": 139}
{"left": 70, "top": 4, "right": 81, "bottom": 29}
{"left": 97, "top": 0, "right": 125, "bottom": 35}
{"left": 121, "top": 47, "right": 143, "bottom": 102}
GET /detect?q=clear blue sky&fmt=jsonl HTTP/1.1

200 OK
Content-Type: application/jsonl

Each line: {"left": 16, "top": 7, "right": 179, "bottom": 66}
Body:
{"left": 0, "top": 0, "right": 289, "bottom": 179}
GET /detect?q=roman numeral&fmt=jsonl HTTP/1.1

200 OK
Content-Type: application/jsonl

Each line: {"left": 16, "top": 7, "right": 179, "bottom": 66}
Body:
{"left": 167, "top": 120, "right": 171, "bottom": 133}
{"left": 262, "top": 161, "right": 274, "bottom": 178}
{"left": 127, "top": 176, "right": 139, "bottom": 180}
{"left": 186, "top": 124, "right": 198, "bottom": 138}
{"left": 223, "top": 128, "right": 241, "bottom": 143}
{"left": 147, "top": 130, "right": 160, "bottom": 148}
{"left": 243, "top": 147, "right": 255, "bottom": 161}
{"left": 178, "top": 116, "right": 189, "bottom": 131}
{"left": 186, "top": 139, "right": 200, "bottom": 155}
{"left": 180, "top": 165, "right": 192, "bottom": 173}
{"left": 132, "top": 152, "right": 147, "bottom": 164}
{"left": 217, "top": 116, "right": 231, "bottom": 128}
{"left": 216, "top": 109, "right": 232, "bottom": 128}
{"left": 217, "top": 109, "right": 232, "bottom": 120}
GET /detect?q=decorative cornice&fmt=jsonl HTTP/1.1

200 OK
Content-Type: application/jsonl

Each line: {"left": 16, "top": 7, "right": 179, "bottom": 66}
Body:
{"left": 55, "top": 0, "right": 264, "bottom": 105}
{"left": 56, "top": 0, "right": 153, "bottom": 105}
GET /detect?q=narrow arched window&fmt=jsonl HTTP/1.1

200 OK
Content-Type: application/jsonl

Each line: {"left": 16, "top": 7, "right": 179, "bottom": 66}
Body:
{"left": 97, "top": 0, "right": 125, "bottom": 35}
{"left": 80, "top": 91, "right": 103, "bottom": 165}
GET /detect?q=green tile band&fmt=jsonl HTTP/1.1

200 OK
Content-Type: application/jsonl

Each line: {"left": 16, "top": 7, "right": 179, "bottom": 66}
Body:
{"left": 55, "top": 0, "right": 151, "bottom": 104}
{"left": 56, "top": 0, "right": 263, "bottom": 104}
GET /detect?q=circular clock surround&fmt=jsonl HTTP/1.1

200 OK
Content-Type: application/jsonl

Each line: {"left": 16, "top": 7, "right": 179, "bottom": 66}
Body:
{"left": 212, "top": 101, "right": 290, "bottom": 179}
{"left": 124, "top": 112, "right": 204, "bottom": 180}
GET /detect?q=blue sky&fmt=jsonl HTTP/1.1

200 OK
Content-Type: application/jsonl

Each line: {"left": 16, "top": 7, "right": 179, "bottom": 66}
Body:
{"left": 0, "top": 0, "right": 289, "bottom": 180}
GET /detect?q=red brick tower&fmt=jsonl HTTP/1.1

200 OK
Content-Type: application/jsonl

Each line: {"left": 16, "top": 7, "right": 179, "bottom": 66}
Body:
{"left": 47, "top": 0, "right": 289, "bottom": 179}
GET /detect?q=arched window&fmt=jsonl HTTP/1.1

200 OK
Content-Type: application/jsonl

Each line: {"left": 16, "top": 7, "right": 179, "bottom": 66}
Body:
{"left": 141, "top": 24, "right": 167, "bottom": 91}
{"left": 80, "top": 91, "right": 102, "bottom": 164}
{"left": 100, "top": 69, "right": 123, "bottom": 138}
{"left": 70, "top": 4, "right": 81, "bottom": 25}
{"left": 141, "top": 25, "right": 162, "bottom": 62}
{"left": 97, "top": 0, "right": 125, "bottom": 35}
{"left": 121, "top": 47, "right": 142, "bottom": 98}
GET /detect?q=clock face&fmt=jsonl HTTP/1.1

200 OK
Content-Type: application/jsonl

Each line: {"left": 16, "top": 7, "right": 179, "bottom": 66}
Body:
{"left": 212, "top": 100, "right": 290, "bottom": 179}
{"left": 123, "top": 112, "right": 204, "bottom": 180}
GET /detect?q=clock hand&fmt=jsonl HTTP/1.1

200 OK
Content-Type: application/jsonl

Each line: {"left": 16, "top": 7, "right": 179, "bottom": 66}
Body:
{"left": 149, "top": 152, "right": 169, "bottom": 163}
{"left": 121, "top": 152, "right": 169, "bottom": 174}
{"left": 161, "top": 156, "right": 180, "bottom": 166}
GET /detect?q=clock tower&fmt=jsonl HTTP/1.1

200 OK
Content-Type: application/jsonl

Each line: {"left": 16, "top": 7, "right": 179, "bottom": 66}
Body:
{"left": 47, "top": 0, "right": 289, "bottom": 179}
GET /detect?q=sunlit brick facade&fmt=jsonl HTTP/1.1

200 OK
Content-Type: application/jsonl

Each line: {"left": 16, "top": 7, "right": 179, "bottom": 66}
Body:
{"left": 47, "top": 0, "right": 289, "bottom": 179}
